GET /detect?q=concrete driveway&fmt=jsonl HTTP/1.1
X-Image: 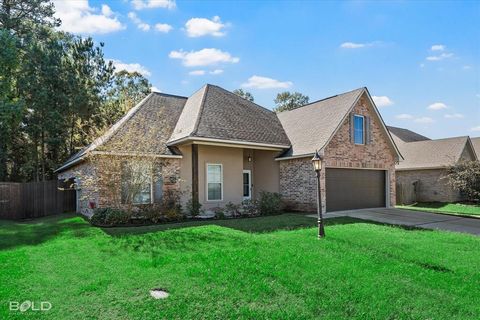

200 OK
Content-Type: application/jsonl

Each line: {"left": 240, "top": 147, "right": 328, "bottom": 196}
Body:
{"left": 308, "top": 208, "right": 480, "bottom": 236}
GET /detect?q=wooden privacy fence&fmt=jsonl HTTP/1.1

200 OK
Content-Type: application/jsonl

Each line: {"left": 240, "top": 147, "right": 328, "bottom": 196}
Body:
{"left": 396, "top": 180, "right": 418, "bottom": 205}
{"left": 0, "top": 180, "right": 76, "bottom": 220}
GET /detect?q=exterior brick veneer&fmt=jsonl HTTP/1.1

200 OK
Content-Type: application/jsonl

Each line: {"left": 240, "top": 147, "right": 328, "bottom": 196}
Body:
{"left": 280, "top": 94, "right": 397, "bottom": 212}
{"left": 58, "top": 155, "right": 181, "bottom": 216}
{"left": 396, "top": 169, "right": 462, "bottom": 203}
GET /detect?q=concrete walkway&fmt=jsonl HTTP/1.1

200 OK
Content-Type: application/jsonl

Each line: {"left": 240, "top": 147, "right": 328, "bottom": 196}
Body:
{"left": 307, "top": 208, "right": 480, "bottom": 236}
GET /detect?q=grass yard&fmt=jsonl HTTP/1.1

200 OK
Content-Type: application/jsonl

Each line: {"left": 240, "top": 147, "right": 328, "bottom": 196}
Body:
{"left": 397, "top": 202, "right": 480, "bottom": 217}
{"left": 1, "top": 213, "right": 480, "bottom": 319}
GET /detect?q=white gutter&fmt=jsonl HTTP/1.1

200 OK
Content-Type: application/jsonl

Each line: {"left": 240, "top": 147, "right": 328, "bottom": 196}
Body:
{"left": 167, "top": 136, "right": 290, "bottom": 150}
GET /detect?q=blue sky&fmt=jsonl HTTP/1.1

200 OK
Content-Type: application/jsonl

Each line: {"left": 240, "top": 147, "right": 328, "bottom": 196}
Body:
{"left": 53, "top": 0, "right": 480, "bottom": 139}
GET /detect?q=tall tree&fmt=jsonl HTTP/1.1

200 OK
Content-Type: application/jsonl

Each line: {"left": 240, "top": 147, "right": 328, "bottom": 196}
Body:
{"left": 233, "top": 89, "right": 254, "bottom": 102}
{"left": 0, "top": 0, "right": 59, "bottom": 35}
{"left": 273, "top": 91, "right": 309, "bottom": 113}
{"left": 104, "top": 70, "right": 152, "bottom": 125}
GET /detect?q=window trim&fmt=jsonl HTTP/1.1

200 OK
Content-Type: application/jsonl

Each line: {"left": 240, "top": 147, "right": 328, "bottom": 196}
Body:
{"left": 206, "top": 163, "right": 223, "bottom": 202}
{"left": 243, "top": 169, "right": 252, "bottom": 200}
{"left": 353, "top": 114, "right": 365, "bottom": 145}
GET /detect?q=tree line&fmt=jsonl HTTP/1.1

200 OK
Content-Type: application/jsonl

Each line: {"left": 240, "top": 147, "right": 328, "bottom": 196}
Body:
{"left": 0, "top": 0, "right": 151, "bottom": 182}
{"left": 0, "top": 0, "right": 309, "bottom": 183}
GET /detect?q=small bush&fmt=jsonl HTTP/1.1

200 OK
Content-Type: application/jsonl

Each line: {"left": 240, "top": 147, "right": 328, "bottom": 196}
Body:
{"left": 186, "top": 199, "right": 203, "bottom": 217}
{"left": 225, "top": 202, "right": 241, "bottom": 217}
{"left": 164, "top": 207, "right": 183, "bottom": 221}
{"left": 446, "top": 161, "right": 480, "bottom": 202}
{"left": 213, "top": 207, "right": 225, "bottom": 219}
{"left": 258, "top": 191, "right": 283, "bottom": 215}
{"left": 241, "top": 199, "right": 259, "bottom": 217}
{"left": 91, "top": 208, "right": 130, "bottom": 226}
{"left": 138, "top": 205, "right": 165, "bottom": 224}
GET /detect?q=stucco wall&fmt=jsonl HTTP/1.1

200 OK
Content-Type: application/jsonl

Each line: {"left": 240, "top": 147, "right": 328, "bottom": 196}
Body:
{"left": 179, "top": 145, "right": 281, "bottom": 210}
{"left": 396, "top": 169, "right": 462, "bottom": 203}
{"left": 197, "top": 145, "right": 243, "bottom": 210}
{"left": 280, "top": 93, "right": 397, "bottom": 212}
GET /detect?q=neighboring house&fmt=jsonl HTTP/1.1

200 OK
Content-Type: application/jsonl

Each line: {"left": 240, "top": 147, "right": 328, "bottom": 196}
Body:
{"left": 56, "top": 85, "right": 402, "bottom": 215}
{"left": 389, "top": 126, "right": 478, "bottom": 203}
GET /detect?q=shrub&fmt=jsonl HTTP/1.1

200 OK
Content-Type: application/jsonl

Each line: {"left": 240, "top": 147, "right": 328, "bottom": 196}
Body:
{"left": 225, "top": 202, "right": 241, "bottom": 217}
{"left": 241, "top": 199, "right": 259, "bottom": 217}
{"left": 213, "top": 207, "right": 225, "bottom": 219}
{"left": 258, "top": 191, "right": 283, "bottom": 215}
{"left": 446, "top": 161, "right": 480, "bottom": 202}
{"left": 186, "top": 199, "right": 203, "bottom": 217}
{"left": 164, "top": 207, "right": 183, "bottom": 221}
{"left": 91, "top": 208, "right": 130, "bottom": 226}
{"left": 138, "top": 205, "right": 165, "bottom": 224}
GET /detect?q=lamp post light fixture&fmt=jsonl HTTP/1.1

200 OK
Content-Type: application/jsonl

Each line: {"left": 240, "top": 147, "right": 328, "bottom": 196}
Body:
{"left": 312, "top": 150, "right": 325, "bottom": 238}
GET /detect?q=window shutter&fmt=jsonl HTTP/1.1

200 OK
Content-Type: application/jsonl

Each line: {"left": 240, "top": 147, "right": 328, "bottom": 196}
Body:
{"left": 349, "top": 113, "right": 355, "bottom": 143}
{"left": 153, "top": 168, "right": 163, "bottom": 204}
{"left": 365, "top": 116, "right": 372, "bottom": 144}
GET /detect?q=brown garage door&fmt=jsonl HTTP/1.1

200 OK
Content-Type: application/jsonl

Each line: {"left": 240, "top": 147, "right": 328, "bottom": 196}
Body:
{"left": 326, "top": 168, "right": 386, "bottom": 212}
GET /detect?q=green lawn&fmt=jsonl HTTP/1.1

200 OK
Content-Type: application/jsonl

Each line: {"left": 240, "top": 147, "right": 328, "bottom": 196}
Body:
{"left": 1, "top": 214, "right": 480, "bottom": 319}
{"left": 397, "top": 202, "right": 480, "bottom": 217}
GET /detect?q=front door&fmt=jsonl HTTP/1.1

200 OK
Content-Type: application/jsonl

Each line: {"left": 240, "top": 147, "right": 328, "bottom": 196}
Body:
{"left": 243, "top": 170, "right": 252, "bottom": 200}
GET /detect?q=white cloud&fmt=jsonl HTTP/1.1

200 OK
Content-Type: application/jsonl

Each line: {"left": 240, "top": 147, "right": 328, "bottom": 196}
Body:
{"left": 132, "top": 0, "right": 175, "bottom": 10}
{"left": 210, "top": 69, "right": 223, "bottom": 75}
{"left": 426, "top": 52, "right": 454, "bottom": 61}
{"left": 109, "top": 59, "right": 151, "bottom": 76}
{"left": 188, "top": 70, "right": 206, "bottom": 76}
{"left": 395, "top": 114, "right": 413, "bottom": 120}
{"left": 155, "top": 23, "right": 173, "bottom": 33}
{"left": 471, "top": 126, "right": 480, "bottom": 132}
{"left": 427, "top": 102, "right": 448, "bottom": 110}
{"left": 444, "top": 113, "right": 464, "bottom": 119}
{"left": 54, "top": 0, "right": 125, "bottom": 34}
{"left": 169, "top": 48, "right": 239, "bottom": 67}
{"left": 128, "top": 12, "right": 150, "bottom": 31}
{"left": 101, "top": 4, "right": 112, "bottom": 16}
{"left": 185, "top": 16, "right": 226, "bottom": 37}
{"left": 431, "top": 44, "right": 445, "bottom": 51}
{"left": 372, "top": 95, "right": 394, "bottom": 107}
{"left": 339, "top": 41, "right": 382, "bottom": 49}
{"left": 414, "top": 117, "right": 435, "bottom": 124}
{"left": 242, "top": 75, "right": 293, "bottom": 89}
{"left": 463, "top": 65, "right": 472, "bottom": 70}
{"left": 150, "top": 86, "right": 161, "bottom": 92}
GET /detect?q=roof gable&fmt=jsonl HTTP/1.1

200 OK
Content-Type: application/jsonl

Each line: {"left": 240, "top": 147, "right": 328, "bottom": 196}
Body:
{"left": 168, "top": 84, "right": 290, "bottom": 147}
{"left": 277, "top": 88, "right": 402, "bottom": 160}
{"left": 56, "top": 93, "right": 187, "bottom": 172}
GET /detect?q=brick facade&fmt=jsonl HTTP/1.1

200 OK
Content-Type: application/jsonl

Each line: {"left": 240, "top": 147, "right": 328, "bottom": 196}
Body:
{"left": 396, "top": 169, "right": 462, "bottom": 203}
{"left": 280, "top": 94, "right": 397, "bottom": 212}
{"left": 58, "top": 155, "right": 181, "bottom": 216}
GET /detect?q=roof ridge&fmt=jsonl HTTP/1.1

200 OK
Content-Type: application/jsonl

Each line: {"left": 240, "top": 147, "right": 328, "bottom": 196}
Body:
{"left": 152, "top": 92, "right": 188, "bottom": 99}
{"left": 279, "top": 87, "right": 365, "bottom": 114}
{"left": 209, "top": 84, "right": 278, "bottom": 114}
{"left": 191, "top": 84, "right": 210, "bottom": 136}
{"left": 405, "top": 136, "right": 469, "bottom": 144}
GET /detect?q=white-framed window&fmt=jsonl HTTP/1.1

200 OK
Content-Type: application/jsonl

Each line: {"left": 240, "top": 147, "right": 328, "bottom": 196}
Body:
{"left": 353, "top": 114, "right": 365, "bottom": 145}
{"left": 206, "top": 163, "right": 223, "bottom": 201}
{"left": 121, "top": 161, "right": 153, "bottom": 205}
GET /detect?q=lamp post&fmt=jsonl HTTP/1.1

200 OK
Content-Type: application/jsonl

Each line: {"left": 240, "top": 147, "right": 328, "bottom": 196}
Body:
{"left": 312, "top": 150, "right": 325, "bottom": 238}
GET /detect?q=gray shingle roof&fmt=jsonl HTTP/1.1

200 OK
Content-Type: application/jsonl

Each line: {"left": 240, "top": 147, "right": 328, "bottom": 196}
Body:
{"left": 396, "top": 136, "right": 472, "bottom": 170}
{"left": 168, "top": 84, "right": 290, "bottom": 147}
{"left": 472, "top": 137, "right": 480, "bottom": 157}
{"left": 56, "top": 92, "right": 187, "bottom": 172}
{"left": 276, "top": 88, "right": 365, "bottom": 157}
{"left": 387, "top": 126, "right": 430, "bottom": 142}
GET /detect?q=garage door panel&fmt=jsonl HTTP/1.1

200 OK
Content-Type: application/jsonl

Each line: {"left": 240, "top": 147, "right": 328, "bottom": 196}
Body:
{"left": 326, "top": 168, "right": 386, "bottom": 212}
